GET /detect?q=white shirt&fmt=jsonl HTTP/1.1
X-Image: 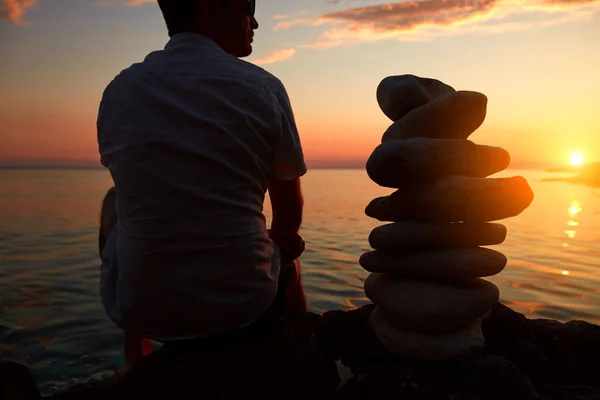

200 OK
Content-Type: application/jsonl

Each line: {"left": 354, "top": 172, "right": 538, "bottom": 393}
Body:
{"left": 97, "top": 33, "right": 307, "bottom": 341}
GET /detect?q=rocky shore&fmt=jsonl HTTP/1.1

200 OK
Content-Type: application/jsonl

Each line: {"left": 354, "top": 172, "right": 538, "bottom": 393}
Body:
{"left": 1, "top": 303, "right": 599, "bottom": 400}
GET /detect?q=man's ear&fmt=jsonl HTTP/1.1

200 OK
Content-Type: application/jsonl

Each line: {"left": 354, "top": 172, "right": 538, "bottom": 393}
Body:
{"left": 196, "top": 0, "right": 220, "bottom": 29}
{"left": 207, "top": 0, "right": 228, "bottom": 28}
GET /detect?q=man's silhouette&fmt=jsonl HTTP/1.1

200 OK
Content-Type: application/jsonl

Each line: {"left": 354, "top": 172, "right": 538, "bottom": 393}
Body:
{"left": 97, "top": 0, "right": 307, "bottom": 373}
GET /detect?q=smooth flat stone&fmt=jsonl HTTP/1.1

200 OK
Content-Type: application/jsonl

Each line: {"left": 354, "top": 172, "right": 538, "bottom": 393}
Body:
{"left": 369, "top": 222, "right": 507, "bottom": 250}
{"left": 382, "top": 91, "right": 488, "bottom": 142}
{"left": 364, "top": 274, "right": 499, "bottom": 332}
{"left": 365, "top": 176, "right": 534, "bottom": 223}
{"left": 370, "top": 307, "right": 485, "bottom": 360}
{"left": 359, "top": 248, "right": 507, "bottom": 279}
{"left": 377, "top": 75, "right": 455, "bottom": 121}
{"left": 366, "top": 138, "right": 510, "bottom": 187}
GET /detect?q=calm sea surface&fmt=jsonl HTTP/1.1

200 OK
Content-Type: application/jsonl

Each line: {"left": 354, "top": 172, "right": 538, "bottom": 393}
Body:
{"left": 1, "top": 168, "right": 599, "bottom": 394}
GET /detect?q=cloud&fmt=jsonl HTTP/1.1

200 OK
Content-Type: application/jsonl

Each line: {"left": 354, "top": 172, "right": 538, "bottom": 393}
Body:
{"left": 95, "top": 0, "right": 155, "bottom": 6}
{"left": 275, "top": 0, "right": 600, "bottom": 51}
{"left": 1, "top": 0, "right": 37, "bottom": 26}
{"left": 252, "top": 48, "right": 297, "bottom": 65}
{"left": 1, "top": 0, "right": 155, "bottom": 25}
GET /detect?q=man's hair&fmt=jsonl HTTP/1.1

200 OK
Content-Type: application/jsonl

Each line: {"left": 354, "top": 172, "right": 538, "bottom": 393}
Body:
{"left": 157, "top": 0, "right": 202, "bottom": 37}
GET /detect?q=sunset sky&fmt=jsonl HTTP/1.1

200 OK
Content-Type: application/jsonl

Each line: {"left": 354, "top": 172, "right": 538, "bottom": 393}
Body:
{"left": 1, "top": 0, "right": 599, "bottom": 168}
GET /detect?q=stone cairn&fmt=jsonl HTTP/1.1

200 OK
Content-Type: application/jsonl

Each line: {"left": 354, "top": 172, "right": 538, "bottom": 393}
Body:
{"left": 361, "top": 75, "right": 535, "bottom": 360}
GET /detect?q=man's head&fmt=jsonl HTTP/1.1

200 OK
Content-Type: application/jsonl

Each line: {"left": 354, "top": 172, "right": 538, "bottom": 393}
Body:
{"left": 157, "top": 0, "right": 259, "bottom": 58}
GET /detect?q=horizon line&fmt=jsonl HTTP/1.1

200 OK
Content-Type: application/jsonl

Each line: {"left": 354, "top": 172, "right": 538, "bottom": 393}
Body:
{"left": 0, "top": 164, "right": 548, "bottom": 171}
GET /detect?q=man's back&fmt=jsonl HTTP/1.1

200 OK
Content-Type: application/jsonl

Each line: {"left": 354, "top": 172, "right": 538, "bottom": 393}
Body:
{"left": 97, "top": 33, "right": 306, "bottom": 341}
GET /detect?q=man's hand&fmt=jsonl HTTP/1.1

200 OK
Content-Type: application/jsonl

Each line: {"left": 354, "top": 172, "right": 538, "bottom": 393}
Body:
{"left": 268, "top": 228, "right": 305, "bottom": 265}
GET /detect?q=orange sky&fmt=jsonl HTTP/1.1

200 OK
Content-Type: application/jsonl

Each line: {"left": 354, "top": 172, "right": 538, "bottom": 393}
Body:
{"left": 1, "top": 0, "right": 599, "bottom": 168}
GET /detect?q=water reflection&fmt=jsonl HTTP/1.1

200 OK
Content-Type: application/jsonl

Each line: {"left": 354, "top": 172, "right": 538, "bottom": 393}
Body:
{"left": 568, "top": 200, "right": 582, "bottom": 217}
{"left": 563, "top": 199, "right": 582, "bottom": 243}
{"left": 560, "top": 199, "right": 582, "bottom": 275}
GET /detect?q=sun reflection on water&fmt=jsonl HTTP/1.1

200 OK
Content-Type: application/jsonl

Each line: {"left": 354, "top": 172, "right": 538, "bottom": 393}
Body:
{"left": 568, "top": 200, "right": 582, "bottom": 217}
{"left": 564, "top": 200, "right": 582, "bottom": 241}
{"left": 560, "top": 199, "right": 583, "bottom": 275}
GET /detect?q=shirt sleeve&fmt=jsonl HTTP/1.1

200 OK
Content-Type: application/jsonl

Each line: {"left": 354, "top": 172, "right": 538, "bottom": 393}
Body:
{"left": 271, "top": 83, "right": 307, "bottom": 181}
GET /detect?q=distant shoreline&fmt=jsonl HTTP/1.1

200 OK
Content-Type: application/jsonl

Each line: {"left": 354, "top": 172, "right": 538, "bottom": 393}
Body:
{"left": 0, "top": 165, "right": 548, "bottom": 172}
{"left": 542, "top": 162, "right": 600, "bottom": 188}
{"left": 0, "top": 164, "right": 549, "bottom": 171}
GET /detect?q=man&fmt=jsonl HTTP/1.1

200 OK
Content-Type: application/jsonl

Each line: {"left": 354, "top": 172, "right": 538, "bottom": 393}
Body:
{"left": 97, "top": 0, "right": 307, "bottom": 372}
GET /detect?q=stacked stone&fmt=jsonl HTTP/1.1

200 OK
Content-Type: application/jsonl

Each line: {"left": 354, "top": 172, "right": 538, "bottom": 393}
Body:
{"left": 361, "top": 75, "right": 534, "bottom": 361}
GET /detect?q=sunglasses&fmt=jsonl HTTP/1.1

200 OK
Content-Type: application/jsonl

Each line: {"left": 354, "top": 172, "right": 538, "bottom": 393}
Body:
{"left": 248, "top": 0, "right": 255, "bottom": 16}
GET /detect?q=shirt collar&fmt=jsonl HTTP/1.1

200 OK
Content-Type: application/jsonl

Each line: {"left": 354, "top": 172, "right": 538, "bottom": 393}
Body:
{"left": 164, "top": 33, "right": 225, "bottom": 54}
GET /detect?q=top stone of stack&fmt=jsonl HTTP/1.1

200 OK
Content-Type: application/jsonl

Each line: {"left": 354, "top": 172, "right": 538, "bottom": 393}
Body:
{"left": 377, "top": 75, "right": 488, "bottom": 141}
{"left": 377, "top": 75, "right": 455, "bottom": 121}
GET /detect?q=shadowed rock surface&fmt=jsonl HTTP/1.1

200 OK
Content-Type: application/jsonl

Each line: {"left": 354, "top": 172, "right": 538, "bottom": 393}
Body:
{"left": 368, "top": 221, "right": 507, "bottom": 250}
{"left": 359, "top": 247, "right": 507, "bottom": 278}
{"left": 369, "top": 307, "right": 485, "bottom": 361}
{"left": 366, "top": 138, "right": 510, "bottom": 187}
{"left": 364, "top": 275, "right": 499, "bottom": 332}
{"left": 365, "top": 175, "right": 534, "bottom": 222}
{"left": 1, "top": 304, "right": 599, "bottom": 399}
{"left": 382, "top": 91, "right": 488, "bottom": 142}
{"left": 376, "top": 75, "right": 455, "bottom": 121}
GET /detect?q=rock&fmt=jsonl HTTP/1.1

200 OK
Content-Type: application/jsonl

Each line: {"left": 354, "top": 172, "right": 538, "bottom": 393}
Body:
{"left": 0, "top": 360, "right": 41, "bottom": 400}
{"left": 366, "top": 138, "right": 510, "bottom": 187}
{"left": 376, "top": 75, "right": 455, "bottom": 121}
{"left": 527, "top": 318, "right": 600, "bottom": 387}
{"left": 369, "top": 221, "right": 507, "bottom": 250}
{"left": 550, "top": 385, "right": 600, "bottom": 400}
{"left": 316, "top": 305, "right": 393, "bottom": 368}
{"left": 365, "top": 175, "right": 534, "bottom": 222}
{"left": 482, "top": 302, "right": 552, "bottom": 385}
{"left": 359, "top": 247, "right": 507, "bottom": 279}
{"left": 482, "top": 302, "right": 600, "bottom": 393}
{"left": 364, "top": 274, "right": 499, "bottom": 332}
{"left": 369, "top": 307, "right": 485, "bottom": 360}
{"left": 334, "top": 355, "right": 542, "bottom": 400}
{"left": 443, "top": 355, "right": 542, "bottom": 400}
{"left": 382, "top": 91, "right": 488, "bottom": 141}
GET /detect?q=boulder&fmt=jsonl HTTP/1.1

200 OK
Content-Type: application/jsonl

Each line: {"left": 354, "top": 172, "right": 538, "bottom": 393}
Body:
{"left": 382, "top": 91, "right": 488, "bottom": 141}
{"left": 376, "top": 75, "right": 455, "bottom": 121}
{"left": 359, "top": 247, "right": 507, "bottom": 279}
{"left": 366, "top": 138, "right": 510, "bottom": 187}
{"left": 369, "top": 221, "right": 507, "bottom": 250}
{"left": 364, "top": 274, "right": 499, "bottom": 332}
{"left": 369, "top": 307, "right": 485, "bottom": 360}
{"left": 0, "top": 360, "right": 41, "bottom": 400}
{"left": 365, "top": 175, "right": 534, "bottom": 222}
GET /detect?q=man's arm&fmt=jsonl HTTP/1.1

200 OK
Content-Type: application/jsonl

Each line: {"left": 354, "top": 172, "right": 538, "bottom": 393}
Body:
{"left": 268, "top": 177, "right": 305, "bottom": 263}
{"left": 269, "top": 177, "right": 303, "bottom": 236}
{"left": 268, "top": 82, "right": 307, "bottom": 262}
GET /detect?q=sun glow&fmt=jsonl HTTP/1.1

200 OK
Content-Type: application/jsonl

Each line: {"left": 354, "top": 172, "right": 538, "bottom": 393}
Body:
{"left": 570, "top": 153, "right": 584, "bottom": 166}
{"left": 568, "top": 200, "right": 582, "bottom": 217}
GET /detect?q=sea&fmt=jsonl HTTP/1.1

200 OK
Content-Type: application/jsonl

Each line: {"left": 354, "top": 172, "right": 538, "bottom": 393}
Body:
{"left": 1, "top": 167, "right": 599, "bottom": 395}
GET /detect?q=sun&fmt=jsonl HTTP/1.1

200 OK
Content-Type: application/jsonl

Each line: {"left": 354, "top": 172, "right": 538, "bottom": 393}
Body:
{"left": 570, "top": 153, "right": 584, "bottom": 167}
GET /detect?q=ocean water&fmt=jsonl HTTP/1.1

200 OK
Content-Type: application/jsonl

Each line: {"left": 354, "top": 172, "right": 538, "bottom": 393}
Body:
{"left": 1, "top": 167, "right": 599, "bottom": 394}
